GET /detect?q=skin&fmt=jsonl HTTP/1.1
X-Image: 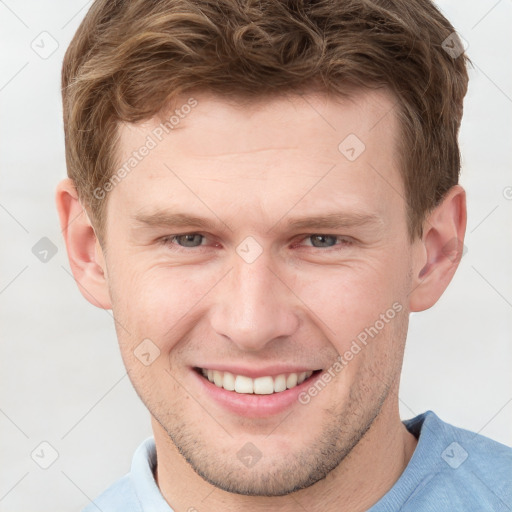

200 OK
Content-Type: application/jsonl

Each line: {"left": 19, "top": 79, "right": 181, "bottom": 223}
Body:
{"left": 56, "top": 88, "right": 466, "bottom": 512}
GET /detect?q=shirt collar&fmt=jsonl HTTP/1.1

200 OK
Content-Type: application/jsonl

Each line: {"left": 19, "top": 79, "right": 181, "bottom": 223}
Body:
{"left": 130, "top": 436, "right": 174, "bottom": 511}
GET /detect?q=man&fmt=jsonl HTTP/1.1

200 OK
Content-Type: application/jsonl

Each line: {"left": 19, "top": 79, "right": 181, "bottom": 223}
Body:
{"left": 56, "top": 0, "right": 511, "bottom": 510}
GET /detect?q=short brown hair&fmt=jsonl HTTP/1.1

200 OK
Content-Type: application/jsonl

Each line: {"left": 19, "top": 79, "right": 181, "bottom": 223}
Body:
{"left": 62, "top": 0, "right": 469, "bottom": 241}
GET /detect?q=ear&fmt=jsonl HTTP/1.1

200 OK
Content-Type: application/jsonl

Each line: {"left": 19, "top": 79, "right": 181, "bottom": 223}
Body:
{"left": 409, "top": 185, "right": 467, "bottom": 312}
{"left": 55, "top": 178, "right": 112, "bottom": 309}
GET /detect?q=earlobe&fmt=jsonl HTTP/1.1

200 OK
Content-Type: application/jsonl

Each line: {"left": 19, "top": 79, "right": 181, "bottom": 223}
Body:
{"left": 409, "top": 185, "right": 467, "bottom": 312}
{"left": 55, "top": 178, "right": 112, "bottom": 309}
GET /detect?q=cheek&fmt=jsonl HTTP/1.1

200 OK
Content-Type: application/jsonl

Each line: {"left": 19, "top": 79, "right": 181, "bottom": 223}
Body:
{"left": 108, "top": 261, "right": 221, "bottom": 349}
{"left": 106, "top": 264, "right": 196, "bottom": 402}
{"left": 296, "top": 257, "right": 407, "bottom": 346}
{"left": 107, "top": 241, "right": 410, "bottom": 361}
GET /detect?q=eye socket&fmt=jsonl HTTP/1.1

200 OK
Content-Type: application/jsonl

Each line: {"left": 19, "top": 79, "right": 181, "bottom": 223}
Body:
{"left": 307, "top": 235, "right": 338, "bottom": 248}
{"left": 173, "top": 234, "right": 205, "bottom": 248}
{"left": 161, "top": 233, "right": 206, "bottom": 249}
{"left": 159, "top": 233, "right": 355, "bottom": 252}
{"left": 299, "top": 234, "right": 354, "bottom": 249}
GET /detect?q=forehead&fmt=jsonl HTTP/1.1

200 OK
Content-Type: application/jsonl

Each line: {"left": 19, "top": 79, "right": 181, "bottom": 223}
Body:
{"left": 131, "top": 88, "right": 398, "bottom": 156}
{"left": 108, "top": 88, "right": 405, "bottom": 234}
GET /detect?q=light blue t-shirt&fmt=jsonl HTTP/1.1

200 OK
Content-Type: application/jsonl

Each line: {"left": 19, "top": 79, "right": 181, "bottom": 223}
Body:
{"left": 83, "top": 411, "right": 512, "bottom": 511}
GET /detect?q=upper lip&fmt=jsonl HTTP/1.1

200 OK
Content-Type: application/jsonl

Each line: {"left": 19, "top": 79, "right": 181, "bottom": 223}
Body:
{"left": 193, "top": 365, "right": 322, "bottom": 379}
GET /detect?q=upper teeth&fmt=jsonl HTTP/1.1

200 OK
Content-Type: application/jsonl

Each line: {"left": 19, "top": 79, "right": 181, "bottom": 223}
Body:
{"left": 201, "top": 369, "right": 314, "bottom": 394}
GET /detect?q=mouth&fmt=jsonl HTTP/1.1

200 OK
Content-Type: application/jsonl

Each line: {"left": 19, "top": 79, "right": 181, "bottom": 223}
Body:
{"left": 194, "top": 367, "right": 323, "bottom": 395}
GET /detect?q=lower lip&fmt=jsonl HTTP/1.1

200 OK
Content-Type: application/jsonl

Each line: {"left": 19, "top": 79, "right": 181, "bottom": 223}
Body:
{"left": 191, "top": 368, "right": 322, "bottom": 418}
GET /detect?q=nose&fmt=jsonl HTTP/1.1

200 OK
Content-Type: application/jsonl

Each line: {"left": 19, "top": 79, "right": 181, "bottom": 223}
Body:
{"left": 209, "top": 250, "right": 300, "bottom": 352}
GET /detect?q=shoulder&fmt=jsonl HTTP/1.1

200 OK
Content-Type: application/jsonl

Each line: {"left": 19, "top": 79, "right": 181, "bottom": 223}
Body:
{"left": 81, "top": 437, "right": 165, "bottom": 512}
{"left": 408, "top": 410, "right": 512, "bottom": 473}
{"left": 82, "top": 474, "right": 142, "bottom": 512}
{"left": 403, "top": 411, "right": 512, "bottom": 510}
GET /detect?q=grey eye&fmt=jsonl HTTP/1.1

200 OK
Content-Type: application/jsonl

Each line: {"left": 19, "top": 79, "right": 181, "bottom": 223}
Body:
{"left": 175, "top": 234, "right": 204, "bottom": 247}
{"left": 309, "top": 235, "right": 338, "bottom": 248}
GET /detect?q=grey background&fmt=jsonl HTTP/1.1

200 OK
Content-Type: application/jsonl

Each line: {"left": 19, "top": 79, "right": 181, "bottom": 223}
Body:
{"left": 1, "top": 1, "right": 511, "bottom": 510}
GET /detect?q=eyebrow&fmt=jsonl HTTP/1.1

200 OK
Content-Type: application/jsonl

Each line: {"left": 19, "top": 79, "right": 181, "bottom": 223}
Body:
{"left": 133, "top": 210, "right": 383, "bottom": 232}
{"left": 133, "top": 211, "right": 222, "bottom": 231}
{"left": 283, "top": 212, "right": 383, "bottom": 231}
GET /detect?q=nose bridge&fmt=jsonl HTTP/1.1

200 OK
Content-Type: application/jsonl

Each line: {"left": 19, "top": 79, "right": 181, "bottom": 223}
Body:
{"left": 209, "top": 249, "right": 299, "bottom": 351}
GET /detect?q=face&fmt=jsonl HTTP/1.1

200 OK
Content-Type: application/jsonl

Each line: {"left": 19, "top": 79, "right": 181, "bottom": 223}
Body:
{"left": 101, "top": 89, "right": 415, "bottom": 495}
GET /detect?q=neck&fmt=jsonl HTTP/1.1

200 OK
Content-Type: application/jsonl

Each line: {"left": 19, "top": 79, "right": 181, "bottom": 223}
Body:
{"left": 153, "top": 398, "right": 417, "bottom": 512}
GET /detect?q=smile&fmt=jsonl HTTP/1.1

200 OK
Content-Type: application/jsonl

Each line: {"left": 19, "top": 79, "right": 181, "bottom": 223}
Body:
{"left": 196, "top": 367, "right": 322, "bottom": 395}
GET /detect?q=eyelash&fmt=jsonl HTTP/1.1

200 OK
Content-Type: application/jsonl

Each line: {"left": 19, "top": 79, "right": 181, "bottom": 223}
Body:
{"left": 159, "top": 233, "right": 355, "bottom": 252}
